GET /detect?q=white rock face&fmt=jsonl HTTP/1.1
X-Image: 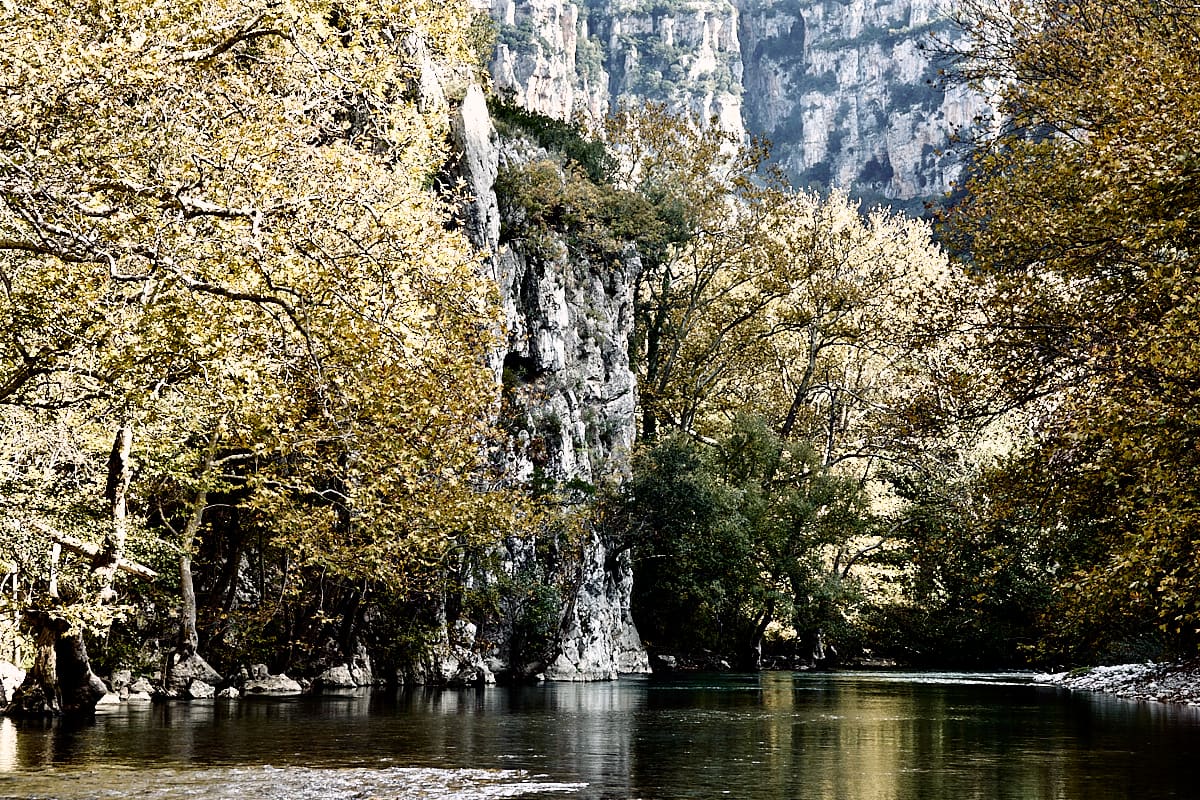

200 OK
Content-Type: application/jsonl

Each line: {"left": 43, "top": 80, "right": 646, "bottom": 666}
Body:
{"left": 546, "top": 528, "right": 651, "bottom": 680}
{"left": 487, "top": 0, "right": 994, "bottom": 209}
{"left": 488, "top": 194, "right": 649, "bottom": 680}
{"left": 491, "top": 0, "right": 610, "bottom": 121}
{"left": 447, "top": 84, "right": 650, "bottom": 681}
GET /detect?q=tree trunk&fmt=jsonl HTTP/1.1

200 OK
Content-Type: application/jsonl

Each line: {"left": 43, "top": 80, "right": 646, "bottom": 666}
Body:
{"left": 745, "top": 598, "right": 776, "bottom": 670}
{"left": 166, "top": 420, "right": 224, "bottom": 693}
{"left": 5, "top": 612, "right": 106, "bottom": 716}
{"left": 96, "top": 424, "right": 133, "bottom": 603}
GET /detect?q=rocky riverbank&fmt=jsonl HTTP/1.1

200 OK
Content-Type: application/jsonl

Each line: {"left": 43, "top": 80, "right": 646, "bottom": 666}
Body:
{"left": 1039, "top": 662, "right": 1200, "bottom": 705}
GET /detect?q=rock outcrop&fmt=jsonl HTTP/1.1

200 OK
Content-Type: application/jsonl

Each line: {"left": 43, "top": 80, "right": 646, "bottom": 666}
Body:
{"left": 243, "top": 672, "right": 303, "bottom": 696}
{"left": 445, "top": 82, "right": 650, "bottom": 682}
{"left": 165, "top": 653, "right": 222, "bottom": 695}
{"left": 486, "top": 0, "right": 995, "bottom": 211}
{"left": 0, "top": 662, "right": 24, "bottom": 706}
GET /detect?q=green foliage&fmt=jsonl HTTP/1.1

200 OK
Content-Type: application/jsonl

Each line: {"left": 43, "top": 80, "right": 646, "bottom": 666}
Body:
{"left": 467, "top": 11, "right": 499, "bottom": 69}
{"left": 495, "top": 20, "right": 552, "bottom": 55}
{"left": 576, "top": 35, "right": 606, "bottom": 83}
{"left": 865, "top": 466, "right": 1055, "bottom": 666}
{"left": 0, "top": 0, "right": 518, "bottom": 676}
{"left": 496, "top": 158, "right": 673, "bottom": 267}
{"left": 488, "top": 98, "right": 616, "bottom": 184}
{"left": 622, "top": 434, "right": 753, "bottom": 654}
{"left": 619, "top": 415, "right": 879, "bottom": 662}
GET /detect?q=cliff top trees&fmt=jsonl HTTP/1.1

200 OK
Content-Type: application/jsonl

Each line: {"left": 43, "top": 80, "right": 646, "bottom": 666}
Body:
{"left": 1, "top": 0, "right": 506, "bottom": 708}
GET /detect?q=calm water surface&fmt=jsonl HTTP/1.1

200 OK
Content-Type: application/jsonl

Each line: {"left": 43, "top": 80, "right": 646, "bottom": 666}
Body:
{"left": 2, "top": 671, "right": 1199, "bottom": 799}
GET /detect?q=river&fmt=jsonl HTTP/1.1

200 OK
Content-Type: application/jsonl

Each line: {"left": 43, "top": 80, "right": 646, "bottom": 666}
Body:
{"left": 3, "top": 671, "right": 1199, "bottom": 799}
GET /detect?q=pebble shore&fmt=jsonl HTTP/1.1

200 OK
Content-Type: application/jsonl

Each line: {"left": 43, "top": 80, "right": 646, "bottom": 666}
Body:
{"left": 1038, "top": 662, "right": 1200, "bottom": 705}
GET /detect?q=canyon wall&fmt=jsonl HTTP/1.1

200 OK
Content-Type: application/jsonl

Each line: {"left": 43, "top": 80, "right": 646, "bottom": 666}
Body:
{"left": 487, "top": 0, "right": 993, "bottom": 211}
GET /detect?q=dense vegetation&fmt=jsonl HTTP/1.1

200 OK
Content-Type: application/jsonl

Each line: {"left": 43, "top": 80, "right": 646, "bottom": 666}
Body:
{"left": 2, "top": 0, "right": 1198, "bottom": 714}
{"left": 0, "top": 0, "right": 524, "bottom": 712}
{"left": 614, "top": 0, "right": 1200, "bottom": 670}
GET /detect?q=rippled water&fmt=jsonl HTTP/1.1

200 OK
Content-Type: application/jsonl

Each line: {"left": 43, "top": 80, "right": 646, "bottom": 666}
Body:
{"left": 3, "top": 671, "right": 1200, "bottom": 799}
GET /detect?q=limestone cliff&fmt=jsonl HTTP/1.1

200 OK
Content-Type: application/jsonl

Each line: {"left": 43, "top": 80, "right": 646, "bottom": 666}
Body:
{"left": 487, "top": 0, "right": 993, "bottom": 210}
{"left": 433, "top": 86, "right": 650, "bottom": 683}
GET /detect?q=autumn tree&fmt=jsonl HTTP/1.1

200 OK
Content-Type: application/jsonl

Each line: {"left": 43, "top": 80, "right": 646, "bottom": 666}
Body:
{"left": 0, "top": 0, "right": 506, "bottom": 711}
{"left": 603, "top": 103, "right": 980, "bottom": 662}
{"left": 945, "top": 0, "right": 1200, "bottom": 659}
{"left": 603, "top": 102, "right": 772, "bottom": 440}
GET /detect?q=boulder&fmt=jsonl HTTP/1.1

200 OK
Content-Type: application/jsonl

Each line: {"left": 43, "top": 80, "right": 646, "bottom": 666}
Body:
{"left": 348, "top": 646, "right": 374, "bottom": 686}
{"left": 96, "top": 692, "right": 122, "bottom": 706}
{"left": 243, "top": 672, "right": 303, "bottom": 696}
{"left": 0, "top": 661, "right": 26, "bottom": 706}
{"left": 186, "top": 680, "right": 216, "bottom": 699}
{"left": 127, "top": 691, "right": 153, "bottom": 703}
{"left": 110, "top": 669, "right": 132, "bottom": 692}
{"left": 166, "top": 654, "right": 222, "bottom": 694}
{"left": 129, "top": 677, "right": 154, "bottom": 694}
{"left": 217, "top": 687, "right": 240, "bottom": 699}
{"left": 317, "top": 665, "right": 356, "bottom": 689}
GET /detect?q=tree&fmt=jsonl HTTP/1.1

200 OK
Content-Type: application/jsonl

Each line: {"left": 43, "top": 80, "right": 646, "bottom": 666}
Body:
{"left": 603, "top": 102, "right": 772, "bottom": 440}
{"left": 603, "top": 103, "right": 977, "bottom": 663}
{"left": 0, "top": 0, "right": 506, "bottom": 711}
{"left": 605, "top": 104, "right": 959, "bottom": 462}
{"left": 944, "top": 0, "right": 1200, "bottom": 659}
{"left": 619, "top": 414, "right": 877, "bottom": 667}
{"left": 619, "top": 434, "right": 752, "bottom": 657}
{"left": 711, "top": 414, "right": 874, "bottom": 666}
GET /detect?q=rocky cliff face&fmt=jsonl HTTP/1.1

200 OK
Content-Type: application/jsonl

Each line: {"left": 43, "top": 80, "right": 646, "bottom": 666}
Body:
{"left": 434, "top": 86, "right": 649, "bottom": 682}
{"left": 487, "top": 0, "right": 992, "bottom": 210}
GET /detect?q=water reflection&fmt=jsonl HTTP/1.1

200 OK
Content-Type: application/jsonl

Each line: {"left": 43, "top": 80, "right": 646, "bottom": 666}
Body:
{"left": 0, "top": 718, "right": 14, "bottom": 772}
{"left": 2, "top": 673, "right": 1200, "bottom": 799}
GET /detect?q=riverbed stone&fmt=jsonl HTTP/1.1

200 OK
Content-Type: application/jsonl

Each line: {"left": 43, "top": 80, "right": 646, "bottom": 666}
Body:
{"left": 244, "top": 672, "right": 303, "bottom": 695}
{"left": 187, "top": 680, "right": 216, "bottom": 699}
{"left": 167, "top": 654, "right": 222, "bottom": 694}
{"left": 217, "top": 686, "right": 240, "bottom": 699}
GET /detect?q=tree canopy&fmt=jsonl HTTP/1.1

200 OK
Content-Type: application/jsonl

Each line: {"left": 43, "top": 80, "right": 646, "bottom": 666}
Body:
{"left": 942, "top": 0, "right": 1200, "bottom": 659}
{"left": 0, "top": 0, "right": 513, "bottom": 701}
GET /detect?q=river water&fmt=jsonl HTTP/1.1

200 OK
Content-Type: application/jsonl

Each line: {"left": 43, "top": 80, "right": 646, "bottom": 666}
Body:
{"left": 3, "top": 671, "right": 1199, "bottom": 799}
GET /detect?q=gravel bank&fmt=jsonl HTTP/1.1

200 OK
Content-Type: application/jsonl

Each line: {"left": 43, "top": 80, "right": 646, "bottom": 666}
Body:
{"left": 1038, "top": 661, "right": 1200, "bottom": 705}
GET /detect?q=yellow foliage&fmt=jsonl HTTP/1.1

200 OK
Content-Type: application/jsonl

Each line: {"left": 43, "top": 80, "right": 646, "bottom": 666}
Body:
{"left": 0, "top": 0, "right": 506, "bottom": 598}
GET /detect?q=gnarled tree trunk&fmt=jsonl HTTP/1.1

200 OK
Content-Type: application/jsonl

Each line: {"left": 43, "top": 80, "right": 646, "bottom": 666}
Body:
{"left": 164, "top": 419, "right": 224, "bottom": 694}
{"left": 5, "top": 612, "right": 106, "bottom": 716}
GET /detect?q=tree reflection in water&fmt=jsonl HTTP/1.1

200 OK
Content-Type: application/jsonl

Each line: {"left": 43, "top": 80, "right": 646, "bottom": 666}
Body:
{"left": 0, "top": 673, "right": 1199, "bottom": 799}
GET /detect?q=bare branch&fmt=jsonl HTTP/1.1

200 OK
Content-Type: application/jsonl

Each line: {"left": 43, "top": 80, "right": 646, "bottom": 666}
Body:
{"left": 31, "top": 522, "right": 159, "bottom": 581}
{"left": 176, "top": 15, "right": 288, "bottom": 63}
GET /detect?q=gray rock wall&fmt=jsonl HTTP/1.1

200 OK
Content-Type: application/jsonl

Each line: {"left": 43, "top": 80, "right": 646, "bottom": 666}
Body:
{"left": 445, "top": 85, "right": 650, "bottom": 682}
{"left": 486, "top": 0, "right": 995, "bottom": 210}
